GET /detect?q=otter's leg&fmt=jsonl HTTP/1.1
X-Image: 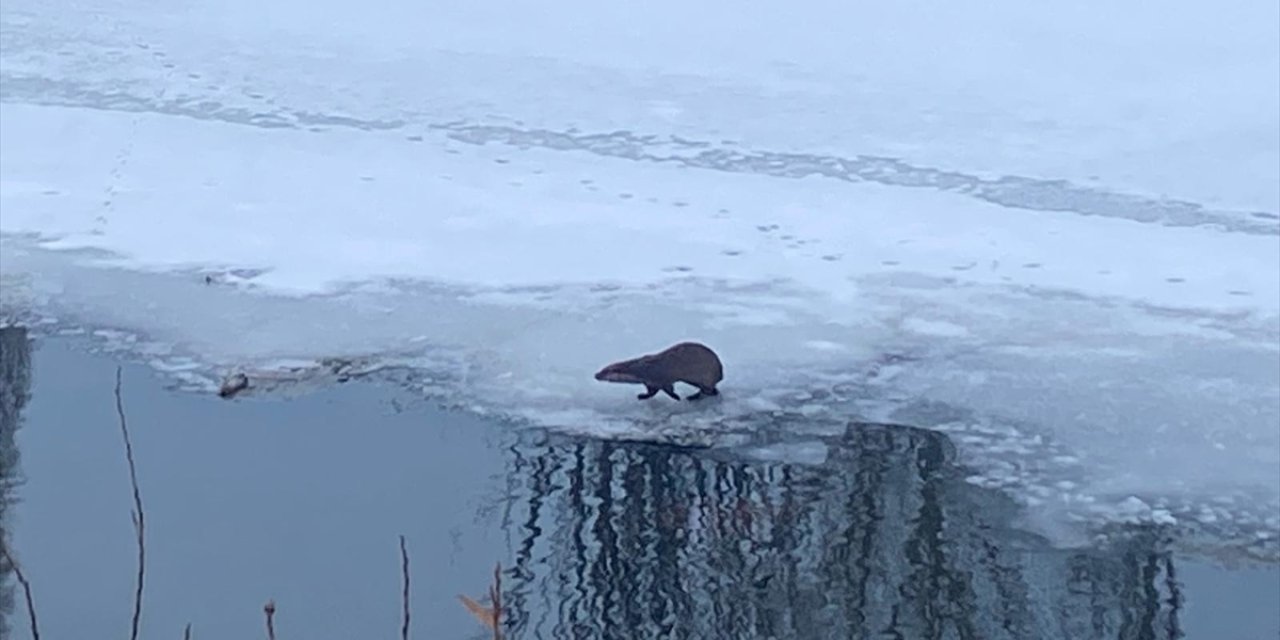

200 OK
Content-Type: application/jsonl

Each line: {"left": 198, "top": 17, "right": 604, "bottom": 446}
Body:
{"left": 661, "top": 385, "right": 681, "bottom": 400}
{"left": 637, "top": 384, "right": 659, "bottom": 400}
{"left": 688, "top": 385, "right": 719, "bottom": 401}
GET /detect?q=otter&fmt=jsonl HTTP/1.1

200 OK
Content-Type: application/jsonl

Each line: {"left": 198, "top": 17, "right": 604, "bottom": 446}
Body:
{"left": 594, "top": 341, "right": 723, "bottom": 401}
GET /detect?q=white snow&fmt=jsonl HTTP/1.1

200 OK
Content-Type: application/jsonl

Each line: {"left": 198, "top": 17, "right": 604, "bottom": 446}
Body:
{"left": 1, "top": 0, "right": 1278, "bottom": 553}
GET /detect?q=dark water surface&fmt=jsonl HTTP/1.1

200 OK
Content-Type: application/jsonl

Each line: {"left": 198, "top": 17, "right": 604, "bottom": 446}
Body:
{"left": 0, "top": 328, "right": 1277, "bottom": 639}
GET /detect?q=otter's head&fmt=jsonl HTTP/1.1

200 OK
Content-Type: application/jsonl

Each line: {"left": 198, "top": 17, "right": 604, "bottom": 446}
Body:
{"left": 594, "top": 359, "right": 648, "bottom": 383}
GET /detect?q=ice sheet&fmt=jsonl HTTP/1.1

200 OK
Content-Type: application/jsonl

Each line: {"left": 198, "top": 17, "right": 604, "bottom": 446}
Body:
{"left": 1, "top": 0, "right": 1278, "bottom": 558}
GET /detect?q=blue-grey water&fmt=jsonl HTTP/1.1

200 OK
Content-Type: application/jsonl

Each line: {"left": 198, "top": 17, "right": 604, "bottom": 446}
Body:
{"left": 0, "top": 327, "right": 1277, "bottom": 640}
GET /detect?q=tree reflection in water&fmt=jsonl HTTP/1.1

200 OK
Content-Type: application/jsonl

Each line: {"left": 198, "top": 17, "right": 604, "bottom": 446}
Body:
{"left": 0, "top": 326, "right": 33, "bottom": 637}
{"left": 500, "top": 421, "right": 1183, "bottom": 640}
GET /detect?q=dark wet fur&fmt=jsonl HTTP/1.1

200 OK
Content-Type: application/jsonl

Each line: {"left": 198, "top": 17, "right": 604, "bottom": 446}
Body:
{"left": 595, "top": 342, "right": 723, "bottom": 401}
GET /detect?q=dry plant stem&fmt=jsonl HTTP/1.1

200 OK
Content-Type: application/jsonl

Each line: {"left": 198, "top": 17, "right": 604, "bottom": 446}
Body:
{"left": 115, "top": 366, "right": 146, "bottom": 640}
{"left": 0, "top": 541, "right": 40, "bottom": 640}
{"left": 399, "top": 535, "right": 410, "bottom": 640}
{"left": 490, "top": 563, "right": 502, "bottom": 640}
{"left": 183, "top": 622, "right": 192, "bottom": 640}
{"left": 264, "top": 599, "right": 277, "bottom": 640}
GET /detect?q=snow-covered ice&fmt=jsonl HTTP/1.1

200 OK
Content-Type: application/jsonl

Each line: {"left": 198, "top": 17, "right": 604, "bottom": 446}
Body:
{"left": 1, "top": 0, "right": 1277, "bottom": 558}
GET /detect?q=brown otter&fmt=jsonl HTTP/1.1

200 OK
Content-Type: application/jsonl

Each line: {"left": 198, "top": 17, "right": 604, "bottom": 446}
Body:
{"left": 594, "top": 341, "right": 723, "bottom": 401}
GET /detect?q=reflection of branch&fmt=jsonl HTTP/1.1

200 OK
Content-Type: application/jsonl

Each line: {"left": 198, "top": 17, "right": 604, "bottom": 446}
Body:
{"left": 1164, "top": 553, "right": 1184, "bottom": 638}
{"left": 399, "top": 535, "right": 410, "bottom": 640}
{"left": 0, "top": 540, "right": 40, "bottom": 640}
{"left": 264, "top": 599, "right": 277, "bottom": 640}
{"left": 114, "top": 366, "right": 146, "bottom": 640}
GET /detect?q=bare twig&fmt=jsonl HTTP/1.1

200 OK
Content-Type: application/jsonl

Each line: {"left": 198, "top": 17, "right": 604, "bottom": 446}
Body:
{"left": 263, "top": 599, "right": 276, "bottom": 640}
{"left": 0, "top": 540, "right": 40, "bottom": 640}
{"left": 399, "top": 535, "right": 410, "bottom": 640}
{"left": 183, "top": 622, "right": 191, "bottom": 640}
{"left": 490, "top": 563, "right": 502, "bottom": 640}
{"left": 114, "top": 366, "right": 146, "bottom": 640}
{"left": 458, "top": 563, "right": 504, "bottom": 637}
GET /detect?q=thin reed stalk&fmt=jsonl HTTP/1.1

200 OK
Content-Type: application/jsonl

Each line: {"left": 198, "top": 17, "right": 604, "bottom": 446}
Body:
{"left": 114, "top": 366, "right": 146, "bottom": 640}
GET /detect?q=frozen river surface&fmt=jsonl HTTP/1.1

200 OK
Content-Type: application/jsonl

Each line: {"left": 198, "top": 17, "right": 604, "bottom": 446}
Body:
{"left": 1, "top": 0, "right": 1277, "bottom": 565}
